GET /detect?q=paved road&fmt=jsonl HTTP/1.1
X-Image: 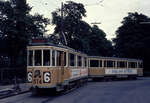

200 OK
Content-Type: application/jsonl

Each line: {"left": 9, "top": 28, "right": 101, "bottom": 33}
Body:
{"left": 0, "top": 77, "right": 150, "bottom": 103}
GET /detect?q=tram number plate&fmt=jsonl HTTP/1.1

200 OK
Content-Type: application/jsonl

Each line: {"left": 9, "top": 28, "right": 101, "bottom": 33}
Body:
{"left": 33, "top": 79, "right": 42, "bottom": 84}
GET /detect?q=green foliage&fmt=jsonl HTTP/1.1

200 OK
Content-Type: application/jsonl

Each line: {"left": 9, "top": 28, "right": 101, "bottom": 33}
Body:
{"left": 114, "top": 12, "right": 150, "bottom": 71}
{"left": 52, "top": 1, "right": 86, "bottom": 45}
{"left": 89, "top": 25, "right": 113, "bottom": 56}
{"left": 51, "top": 1, "right": 113, "bottom": 56}
{"left": 0, "top": 0, "right": 50, "bottom": 66}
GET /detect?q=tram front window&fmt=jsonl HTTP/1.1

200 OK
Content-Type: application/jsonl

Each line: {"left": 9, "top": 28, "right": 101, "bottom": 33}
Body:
{"left": 43, "top": 50, "right": 50, "bottom": 66}
{"left": 28, "top": 50, "right": 33, "bottom": 66}
{"left": 35, "top": 50, "right": 42, "bottom": 66}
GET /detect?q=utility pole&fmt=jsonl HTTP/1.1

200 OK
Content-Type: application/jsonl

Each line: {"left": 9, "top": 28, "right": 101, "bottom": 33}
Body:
{"left": 60, "top": 2, "right": 67, "bottom": 45}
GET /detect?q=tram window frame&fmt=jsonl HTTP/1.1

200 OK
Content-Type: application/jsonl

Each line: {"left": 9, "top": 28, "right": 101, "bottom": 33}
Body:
{"left": 34, "top": 50, "right": 42, "bottom": 66}
{"left": 69, "top": 53, "right": 75, "bottom": 67}
{"left": 28, "top": 50, "right": 33, "bottom": 66}
{"left": 99, "top": 60, "right": 102, "bottom": 67}
{"left": 56, "top": 50, "right": 66, "bottom": 66}
{"left": 90, "top": 60, "right": 99, "bottom": 67}
{"left": 84, "top": 57, "right": 87, "bottom": 67}
{"left": 117, "top": 61, "right": 127, "bottom": 68}
{"left": 64, "top": 52, "right": 66, "bottom": 67}
{"left": 51, "top": 49, "right": 56, "bottom": 66}
{"left": 128, "top": 62, "right": 137, "bottom": 68}
{"left": 138, "top": 62, "right": 143, "bottom": 68}
{"left": 104, "top": 60, "right": 114, "bottom": 68}
{"left": 56, "top": 51, "right": 62, "bottom": 66}
{"left": 77, "top": 56, "right": 82, "bottom": 67}
{"left": 43, "top": 50, "right": 50, "bottom": 66}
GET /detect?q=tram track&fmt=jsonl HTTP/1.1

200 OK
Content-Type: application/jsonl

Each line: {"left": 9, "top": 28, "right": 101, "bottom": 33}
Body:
{"left": 41, "top": 83, "right": 87, "bottom": 103}
{"left": 0, "top": 90, "right": 30, "bottom": 100}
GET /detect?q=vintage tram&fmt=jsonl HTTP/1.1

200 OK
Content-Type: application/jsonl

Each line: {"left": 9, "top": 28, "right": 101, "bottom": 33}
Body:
{"left": 88, "top": 56, "right": 143, "bottom": 80}
{"left": 27, "top": 39, "right": 143, "bottom": 93}
{"left": 27, "top": 40, "right": 88, "bottom": 92}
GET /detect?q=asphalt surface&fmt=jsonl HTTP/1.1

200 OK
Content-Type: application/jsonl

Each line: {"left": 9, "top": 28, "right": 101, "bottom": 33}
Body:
{"left": 0, "top": 77, "right": 150, "bottom": 103}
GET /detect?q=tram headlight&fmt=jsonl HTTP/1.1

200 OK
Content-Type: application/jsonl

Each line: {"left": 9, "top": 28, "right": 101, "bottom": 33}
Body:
{"left": 43, "top": 72, "right": 51, "bottom": 83}
{"left": 27, "top": 72, "right": 32, "bottom": 83}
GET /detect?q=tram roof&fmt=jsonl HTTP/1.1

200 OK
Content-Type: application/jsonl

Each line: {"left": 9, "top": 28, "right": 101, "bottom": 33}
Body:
{"left": 88, "top": 56, "right": 142, "bottom": 62}
{"left": 28, "top": 42, "right": 87, "bottom": 56}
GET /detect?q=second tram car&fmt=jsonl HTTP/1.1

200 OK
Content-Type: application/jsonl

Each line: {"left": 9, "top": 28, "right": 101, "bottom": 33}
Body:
{"left": 88, "top": 56, "right": 143, "bottom": 80}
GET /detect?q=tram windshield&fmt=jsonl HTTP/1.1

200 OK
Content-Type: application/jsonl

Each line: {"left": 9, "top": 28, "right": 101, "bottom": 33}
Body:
{"left": 34, "top": 50, "right": 42, "bottom": 66}
{"left": 28, "top": 49, "right": 67, "bottom": 67}
{"left": 28, "top": 50, "right": 33, "bottom": 66}
{"left": 43, "top": 50, "right": 50, "bottom": 66}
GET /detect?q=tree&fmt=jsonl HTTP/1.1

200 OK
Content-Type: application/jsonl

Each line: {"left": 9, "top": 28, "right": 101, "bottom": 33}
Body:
{"left": 51, "top": 1, "right": 113, "bottom": 56}
{"left": 51, "top": 1, "right": 86, "bottom": 47}
{"left": 0, "top": 0, "right": 50, "bottom": 66}
{"left": 113, "top": 12, "right": 150, "bottom": 71}
{"left": 88, "top": 25, "right": 113, "bottom": 56}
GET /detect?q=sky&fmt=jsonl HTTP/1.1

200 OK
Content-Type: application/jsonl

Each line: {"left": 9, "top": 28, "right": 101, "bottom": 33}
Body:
{"left": 26, "top": 0, "right": 150, "bottom": 40}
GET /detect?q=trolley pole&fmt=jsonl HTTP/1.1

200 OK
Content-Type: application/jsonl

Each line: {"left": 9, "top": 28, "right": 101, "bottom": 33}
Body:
{"left": 60, "top": 2, "right": 67, "bottom": 45}
{"left": 60, "top": 2, "right": 64, "bottom": 44}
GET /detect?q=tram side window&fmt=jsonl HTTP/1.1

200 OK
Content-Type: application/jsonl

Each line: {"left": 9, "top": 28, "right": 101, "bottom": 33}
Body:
{"left": 99, "top": 60, "right": 102, "bottom": 67}
{"left": 56, "top": 51, "right": 66, "bottom": 66}
{"left": 138, "top": 62, "right": 143, "bottom": 68}
{"left": 105, "top": 61, "right": 114, "bottom": 67}
{"left": 128, "top": 62, "right": 137, "bottom": 68}
{"left": 43, "top": 50, "right": 50, "bottom": 66}
{"left": 57, "top": 51, "right": 62, "bottom": 66}
{"left": 117, "top": 61, "right": 127, "bottom": 68}
{"left": 64, "top": 52, "right": 66, "bottom": 66}
{"left": 78, "top": 56, "right": 82, "bottom": 67}
{"left": 69, "top": 53, "right": 75, "bottom": 66}
{"left": 90, "top": 60, "right": 99, "bottom": 67}
{"left": 84, "top": 57, "right": 87, "bottom": 67}
{"left": 34, "top": 50, "right": 42, "bottom": 66}
{"left": 28, "top": 50, "right": 33, "bottom": 66}
{"left": 57, "top": 51, "right": 66, "bottom": 66}
{"left": 52, "top": 50, "right": 55, "bottom": 66}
